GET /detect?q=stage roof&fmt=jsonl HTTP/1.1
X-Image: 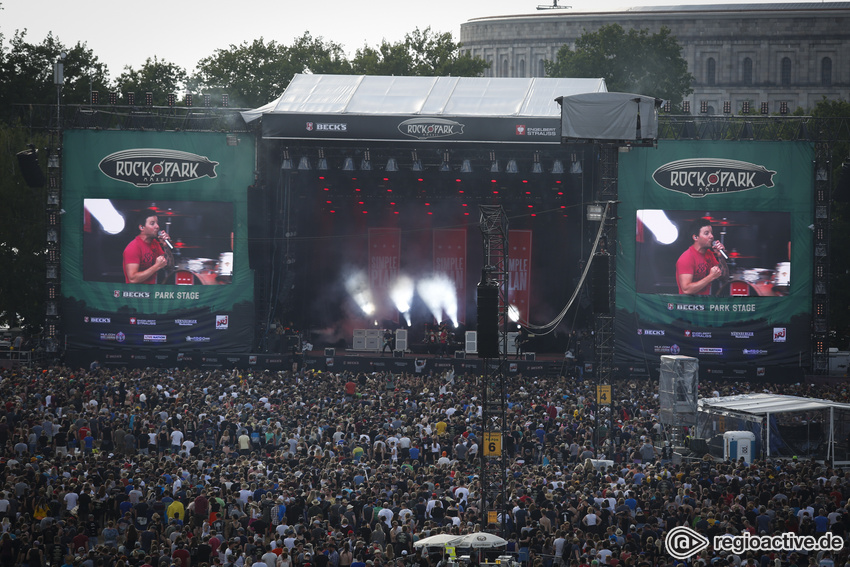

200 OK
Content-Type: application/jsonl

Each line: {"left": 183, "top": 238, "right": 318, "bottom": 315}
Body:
{"left": 242, "top": 74, "right": 608, "bottom": 144}
{"left": 699, "top": 393, "right": 850, "bottom": 415}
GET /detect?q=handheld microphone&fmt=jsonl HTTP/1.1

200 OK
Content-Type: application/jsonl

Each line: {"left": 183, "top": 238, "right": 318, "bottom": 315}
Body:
{"left": 158, "top": 230, "right": 174, "bottom": 250}
{"left": 712, "top": 240, "right": 729, "bottom": 261}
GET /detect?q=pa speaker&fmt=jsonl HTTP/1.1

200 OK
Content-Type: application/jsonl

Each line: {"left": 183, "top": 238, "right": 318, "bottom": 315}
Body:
{"left": 477, "top": 282, "right": 499, "bottom": 358}
{"left": 16, "top": 148, "right": 45, "bottom": 188}
{"left": 591, "top": 255, "right": 610, "bottom": 313}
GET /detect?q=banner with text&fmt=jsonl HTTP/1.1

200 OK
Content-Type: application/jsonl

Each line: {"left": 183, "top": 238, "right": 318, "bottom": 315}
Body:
{"left": 368, "top": 227, "right": 401, "bottom": 323}
{"left": 433, "top": 228, "right": 467, "bottom": 325}
{"left": 61, "top": 130, "right": 256, "bottom": 352}
{"left": 615, "top": 140, "right": 813, "bottom": 371}
{"left": 509, "top": 230, "right": 533, "bottom": 323}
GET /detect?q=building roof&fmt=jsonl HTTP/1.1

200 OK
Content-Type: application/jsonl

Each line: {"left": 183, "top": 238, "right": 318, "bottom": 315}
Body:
{"left": 242, "top": 74, "right": 607, "bottom": 123}
{"left": 624, "top": 2, "right": 850, "bottom": 12}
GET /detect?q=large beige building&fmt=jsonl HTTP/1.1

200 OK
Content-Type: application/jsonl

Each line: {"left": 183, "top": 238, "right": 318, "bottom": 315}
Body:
{"left": 459, "top": 2, "right": 850, "bottom": 114}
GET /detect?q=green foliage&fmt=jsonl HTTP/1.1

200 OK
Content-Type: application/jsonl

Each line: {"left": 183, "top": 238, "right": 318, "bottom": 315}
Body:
{"left": 0, "top": 122, "right": 48, "bottom": 331}
{"left": 351, "top": 28, "right": 489, "bottom": 77}
{"left": 113, "top": 56, "right": 188, "bottom": 106}
{"left": 194, "top": 34, "right": 352, "bottom": 109}
{"left": 0, "top": 30, "right": 109, "bottom": 118}
{"left": 544, "top": 24, "right": 693, "bottom": 106}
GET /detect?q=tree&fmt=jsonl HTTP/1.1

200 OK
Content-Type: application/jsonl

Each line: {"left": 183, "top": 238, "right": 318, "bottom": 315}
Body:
{"left": 351, "top": 27, "right": 489, "bottom": 77}
{"left": 112, "top": 56, "right": 188, "bottom": 106}
{"left": 0, "top": 30, "right": 109, "bottom": 120}
{"left": 544, "top": 24, "right": 693, "bottom": 107}
{"left": 194, "top": 34, "right": 352, "bottom": 109}
{"left": 0, "top": 122, "right": 49, "bottom": 331}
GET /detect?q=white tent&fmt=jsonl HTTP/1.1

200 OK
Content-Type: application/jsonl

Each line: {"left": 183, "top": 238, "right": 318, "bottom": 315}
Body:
{"left": 242, "top": 74, "right": 608, "bottom": 123}
{"left": 697, "top": 393, "right": 850, "bottom": 464}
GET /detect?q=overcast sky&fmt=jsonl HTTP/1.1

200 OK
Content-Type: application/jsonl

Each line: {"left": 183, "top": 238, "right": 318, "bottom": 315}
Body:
{"left": 2, "top": 0, "right": 814, "bottom": 78}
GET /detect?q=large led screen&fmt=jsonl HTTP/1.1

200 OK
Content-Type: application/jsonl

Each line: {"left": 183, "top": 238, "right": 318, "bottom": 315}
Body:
{"left": 615, "top": 141, "right": 813, "bottom": 374}
{"left": 61, "top": 131, "right": 256, "bottom": 354}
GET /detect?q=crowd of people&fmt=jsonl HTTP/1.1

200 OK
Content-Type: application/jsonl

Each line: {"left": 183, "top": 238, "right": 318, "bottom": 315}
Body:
{"left": 0, "top": 361, "right": 849, "bottom": 567}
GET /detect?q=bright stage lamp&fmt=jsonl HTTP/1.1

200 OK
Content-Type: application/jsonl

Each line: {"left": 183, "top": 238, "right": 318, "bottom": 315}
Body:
{"left": 637, "top": 210, "right": 679, "bottom": 245}
{"left": 85, "top": 199, "right": 126, "bottom": 234}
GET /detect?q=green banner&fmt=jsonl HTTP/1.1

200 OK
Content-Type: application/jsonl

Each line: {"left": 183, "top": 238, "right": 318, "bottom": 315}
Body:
{"left": 615, "top": 140, "right": 813, "bottom": 369}
{"left": 61, "top": 130, "right": 256, "bottom": 352}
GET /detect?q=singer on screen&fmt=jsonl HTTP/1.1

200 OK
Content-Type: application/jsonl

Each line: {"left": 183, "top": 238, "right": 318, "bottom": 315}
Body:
{"left": 122, "top": 211, "right": 173, "bottom": 284}
{"left": 675, "top": 217, "right": 728, "bottom": 295}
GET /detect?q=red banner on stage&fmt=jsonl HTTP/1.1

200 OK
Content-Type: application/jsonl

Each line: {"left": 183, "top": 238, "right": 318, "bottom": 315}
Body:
{"left": 433, "top": 228, "right": 467, "bottom": 324}
{"left": 508, "top": 230, "right": 533, "bottom": 323}
{"left": 368, "top": 228, "right": 400, "bottom": 323}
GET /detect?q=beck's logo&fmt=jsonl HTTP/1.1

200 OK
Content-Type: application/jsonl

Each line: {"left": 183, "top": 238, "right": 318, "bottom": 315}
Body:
{"left": 398, "top": 118, "right": 465, "bottom": 140}
{"left": 99, "top": 148, "right": 218, "bottom": 187}
{"left": 652, "top": 158, "right": 776, "bottom": 197}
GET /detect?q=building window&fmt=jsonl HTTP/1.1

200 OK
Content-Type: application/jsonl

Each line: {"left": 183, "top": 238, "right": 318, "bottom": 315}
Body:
{"left": 821, "top": 57, "right": 832, "bottom": 86}
{"left": 501, "top": 58, "right": 509, "bottom": 77}
{"left": 742, "top": 57, "right": 753, "bottom": 85}
{"left": 781, "top": 57, "right": 792, "bottom": 86}
{"left": 518, "top": 59, "right": 526, "bottom": 78}
{"left": 539, "top": 59, "right": 546, "bottom": 77}
{"left": 706, "top": 58, "right": 716, "bottom": 86}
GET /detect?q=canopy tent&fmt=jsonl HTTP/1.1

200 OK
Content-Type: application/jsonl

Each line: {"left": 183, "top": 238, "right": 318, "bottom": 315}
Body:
{"left": 449, "top": 532, "right": 509, "bottom": 549}
{"left": 414, "top": 534, "right": 462, "bottom": 548}
{"left": 696, "top": 393, "right": 850, "bottom": 464}
{"left": 240, "top": 74, "right": 608, "bottom": 143}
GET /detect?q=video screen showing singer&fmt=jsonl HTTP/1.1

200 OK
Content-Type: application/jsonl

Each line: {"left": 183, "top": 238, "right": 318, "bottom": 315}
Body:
{"left": 122, "top": 211, "right": 174, "bottom": 284}
{"left": 675, "top": 217, "right": 729, "bottom": 295}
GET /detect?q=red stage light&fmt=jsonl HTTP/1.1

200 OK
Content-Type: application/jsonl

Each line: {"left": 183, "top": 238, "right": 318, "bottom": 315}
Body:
{"left": 455, "top": 179, "right": 461, "bottom": 183}
{"left": 417, "top": 178, "right": 424, "bottom": 182}
{"left": 458, "top": 190, "right": 465, "bottom": 194}
{"left": 358, "top": 201, "right": 364, "bottom": 205}
{"left": 462, "top": 203, "right": 468, "bottom": 207}
{"left": 528, "top": 205, "right": 533, "bottom": 208}
{"left": 387, "top": 189, "right": 393, "bottom": 192}
{"left": 319, "top": 176, "right": 326, "bottom": 180}
{"left": 424, "top": 202, "right": 430, "bottom": 206}
{"left": 323, "top": 187, "right": 330, "bottom": 191}
{"left": 394, "top": 211, "right": 399, "bottom": 215}
{"left": 555, "top": 180, "right": 561, "bottom": 184}
{"left": 464, "top": 212, "right": 469, "bottom": 216}
{"left": 326, "top": 200, "right": 332, "bottom": 204}
{"left": 493, "top": 190, "right": 499, "bottom": 194}
{"left": 330, "top": 210, "right": 336, "bottom": 214}
{"left": 557, "top": 192, "right": 563, "bottom": 195}
{"left": 490, "top": 179, "right": 497, "bottom": 183}
{"left": 383, "top": 177, "right": 389, "bottom": 181}
{"left": 531, "top": 213, "right": 537, "bottom": 217}
{"left": 362, "top": 210, "right": 368, "bottom": 214}
{"left": 522, "top": 179, "right": 528, "bottom": 184}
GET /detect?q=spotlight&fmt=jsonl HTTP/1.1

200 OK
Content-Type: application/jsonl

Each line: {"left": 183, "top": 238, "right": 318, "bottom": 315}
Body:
{"left": 317, "top": 149, "right": 329, "bottom": 171}
{"left": 90, "top": 91, "right": 99, "bottom": 105}
{"left": 108, "top": 92, "right": 118, "bottom": 106}
{"left": 385, "top": 157, "right": 399, "bottom": 172}
{"left": 460, "top": 159, "right": 473, "bottom": 173}
{"left": 440, "top": 151, "right": 451, "bottom": 172}
{"left": 281, "top": 150, "right": 293, "bottom": 170}
{"left": 342, "top": 157, "right": 356, "bottom": 171}
{"left": 185, "top": 93, "right": 193, "bottom": 107}
{"left": 506, "top": 159, "right": 518, "bottom": 174}
{"left": 298, "top": 156, "right": 311, "bottom": 170}
{"left": 126, "top": 92, "right": 135, "bottom": 106}
{"left": 222, "top": 94, "right": 229, "bottom": 107}
{"left": 489, "top": 150, "right": 500, "bottom": 173}
{"left": 780, "top": 101, "right": 789, "bottom": 115}
{"left": 532, "top": 152, "right": 543, "bottom": 174}
{"left": 723, "top": 101, "right": 731, "bottom": 114}
{"left": 146, "top": 92, "right": 154, "bottom": 106}
{"left": 411, "top": 150, "right": 423, "bottom": 172}
{"left": 761, "top": 102, "right": 769, "bottom": 115}
{"left": 682, "top": 101, "right": 691, "bottom": 114}
{"left": 203, "top": 94, "right": 211, "bottom": 107}
{"left": 361, "top": 150, "right": 372, "bottom": 171}
{"left": 551, "top": 160, "right": 564, "bottom": 174}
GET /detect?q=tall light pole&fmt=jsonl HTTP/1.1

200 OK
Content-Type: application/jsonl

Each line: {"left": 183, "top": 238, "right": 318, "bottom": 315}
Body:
{"left": 53, "top": 52, "right": 66, "bottom": 129}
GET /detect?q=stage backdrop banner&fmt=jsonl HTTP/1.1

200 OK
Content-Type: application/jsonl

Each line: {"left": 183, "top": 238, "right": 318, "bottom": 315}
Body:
{"left": 368, "top": 227, "right": 401, "bottom": 323}
{"left": 60, "top": 130, "right": 256, "bottom": 353}
{"left": 433, "top": 228, "right": 467, "bottom": 324}
{"left": 615, "top": 140, "right": 814, "bottom": 371}
{"left": 509, "top": 230, "right": 533, "bottom": 322}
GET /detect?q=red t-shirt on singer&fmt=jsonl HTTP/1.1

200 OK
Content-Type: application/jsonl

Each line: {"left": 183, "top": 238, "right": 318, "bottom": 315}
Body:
{"left": 675, "top": 246, "right": 719, "bottom": 295}
{"left": 123, "top": 236, "right": 165, "bottom": 284}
